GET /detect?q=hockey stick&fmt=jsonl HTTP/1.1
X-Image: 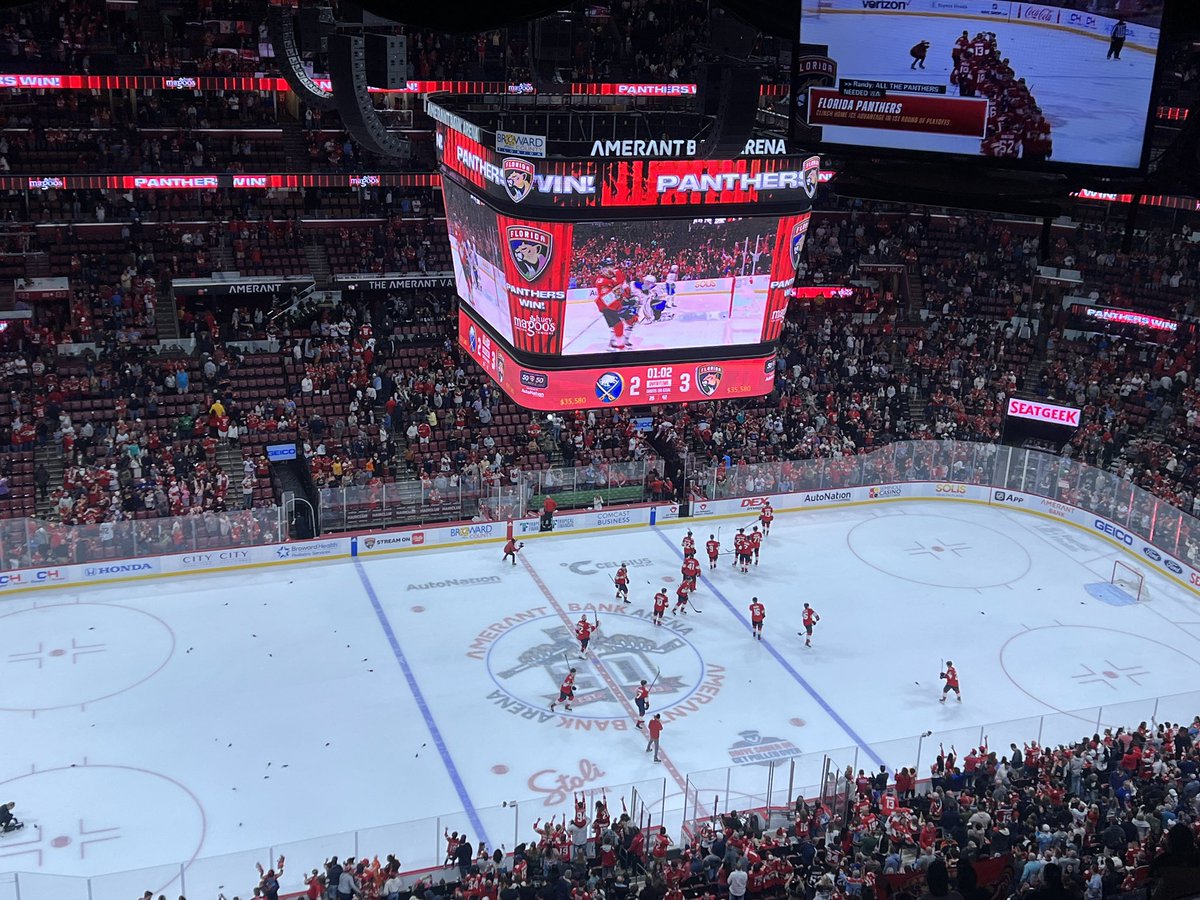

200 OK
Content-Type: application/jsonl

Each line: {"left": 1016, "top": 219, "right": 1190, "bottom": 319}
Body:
{"left": 650, "top": 665, "right": 661, "bottom": 688}
{"left": 688, "top": 597, "right": 704, "bottom": 614}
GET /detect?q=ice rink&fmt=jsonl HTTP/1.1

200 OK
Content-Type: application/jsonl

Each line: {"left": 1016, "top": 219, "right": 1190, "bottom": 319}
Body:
{"left": 4, "top": 500, "right": 1200, "bottom": 897}
{"left": 802, "top": 13, "right": 1158, "bottom": 167}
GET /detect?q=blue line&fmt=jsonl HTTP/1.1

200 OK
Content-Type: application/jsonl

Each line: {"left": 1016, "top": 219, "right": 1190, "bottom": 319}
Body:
{"left": 652, "top": 528, "right": 885, "bottom": 769}
{"left": 353, "top": 561, "right": 491, "bottom": 846}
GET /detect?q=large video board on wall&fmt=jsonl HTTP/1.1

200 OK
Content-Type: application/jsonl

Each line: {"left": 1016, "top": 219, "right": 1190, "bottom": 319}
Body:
{"left": 795, "top": 0, "right": 1162, "bottom": 169}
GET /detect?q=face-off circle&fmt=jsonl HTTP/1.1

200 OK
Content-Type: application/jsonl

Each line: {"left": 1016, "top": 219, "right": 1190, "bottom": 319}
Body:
{"left": 0, "top": 603, "right": 175, "bottom": 711}
{"left": 0, "top": 764, "right": 205, "bottom": 879}
{"left": 1000, "top": 625, "right": 1200, "bottom": 725}
{"left": 846, "top": 514, "right": 1031, "bottom": 588}
{"left": 484, "top": 613, "right": 706, "bottom": 721}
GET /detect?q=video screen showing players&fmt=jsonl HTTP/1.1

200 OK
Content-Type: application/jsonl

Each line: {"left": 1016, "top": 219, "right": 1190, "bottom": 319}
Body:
{"left": 561, "top": 217, "right": 783, "bottom": 355}
{"left": 798, "top": 0, "right": 1162, "bottom": 169}
{"left": 443, "top": 176, "right": 513, "bottom": 345}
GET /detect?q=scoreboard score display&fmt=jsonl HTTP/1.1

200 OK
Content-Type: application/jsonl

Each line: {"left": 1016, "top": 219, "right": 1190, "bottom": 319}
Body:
{"left": 431, "top": 95, "right": 818, "bottom": 411}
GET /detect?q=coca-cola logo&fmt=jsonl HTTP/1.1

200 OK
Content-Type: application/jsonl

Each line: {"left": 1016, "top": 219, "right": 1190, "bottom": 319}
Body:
{"left": 1020, "top": 5, "right": 1056, "bottom": 21}
{"left": 514, "top": 315, "right": 558, "bottom": 335}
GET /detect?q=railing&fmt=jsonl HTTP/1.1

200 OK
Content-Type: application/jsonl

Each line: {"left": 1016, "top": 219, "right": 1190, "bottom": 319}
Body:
{"left": 4, "top": 689, "right": 1196, "bottom": 900}
{"left": 0, "top": 507, "right": 284, "bottom": 573}
{"left": 317, "top": 460, "right": 653, "bottom": 532}
{"left": 692, "top": 440, "right": 1200, "bottom": 570}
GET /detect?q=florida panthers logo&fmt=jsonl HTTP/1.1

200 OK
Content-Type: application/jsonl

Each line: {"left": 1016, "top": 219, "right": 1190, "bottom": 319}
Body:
{"left": 507, "top": 226, "right": 553, "bottom": 282}
{"left": 503, "top": 157, "right": 535, "bottom": 203}
{"left": 696, "top": 364, "right": 724, "bottom": 397}
{"left": 802, "top": 155, "right": 820, "bottom": 199}
{"left": 789, "top": 218, "right": 809, "bottom": 272}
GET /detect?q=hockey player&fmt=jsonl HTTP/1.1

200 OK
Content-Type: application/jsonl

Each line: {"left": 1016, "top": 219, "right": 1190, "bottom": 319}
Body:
{"left": 593, "top": 260, "right": 633, "bottom": 350}
{"left": 550, "top": 667, "right": 577, "bottom": 712}
{"left": 673, "top": 581, "right": 691, "bottom": 615}
{"left": 502, "top": 537, "right": 524, "bottom": 566}
{"left": 633, "top": 274, "right": 669, "bottom": 323}
{"left": 665, "top": 264, "right": 678, "bottom": 300}
{"left": 681, "top": 555, "right": 701, "bottom": 593}
{"left": 614, "top": 563, "right": 630, "bottom": 603}
{"left": 940, "top": 660, "right": 961, "bottom": 702}
{"left": 652, "top": 588, "right": 669, "bottom": 626}
{"left": 681, "top": 530, "right": 697, "bottom": 558}
{"left": 749, "top": 525, "right": 763, "bottom": 566}
{"left": 634, "top": 679, "right": 650, "bottom": 728}
{"left": 734, "top": 529, "right": 751, "bottom": 574}
{"left": 705, "top": 534, "right": 721, "bottom": 569}
{"left": 800, "top": 602, "right": 820, "bottom": 647}
{"left": 576, "top": 615, "right": 599, "bottom": 658}
{"left": 951, "top": 30, "right": 970, "bottom": 64}
{"left": 749, "top": 597, "right": 766, "bottom": 641}
{"left": 910, "top": 40, "right": 930, "bottom": 69}
{"left": 759, "top": 503, "right": 774, "bottom": 536}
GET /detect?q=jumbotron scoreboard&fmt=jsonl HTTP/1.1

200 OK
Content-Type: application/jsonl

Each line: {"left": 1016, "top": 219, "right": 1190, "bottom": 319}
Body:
{"left": 429, "top": 92, "right": 818, "bottom": 411}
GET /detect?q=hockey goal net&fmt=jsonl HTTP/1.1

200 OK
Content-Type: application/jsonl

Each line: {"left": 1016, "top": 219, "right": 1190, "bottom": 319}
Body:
{"left": 1111, "top": 560, "right": 1147, "bottom": 602}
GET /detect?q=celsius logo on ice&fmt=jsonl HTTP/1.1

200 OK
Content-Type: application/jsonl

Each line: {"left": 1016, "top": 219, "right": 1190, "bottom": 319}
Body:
{"left": 1094, "top": 520, "right": 1134, "bottom": 546}
{"left": 860, "top": 0, "right": 909, "bottom": 8}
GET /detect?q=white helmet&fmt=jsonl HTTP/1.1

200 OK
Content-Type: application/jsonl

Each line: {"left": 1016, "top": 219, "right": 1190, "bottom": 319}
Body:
{"left": 670, "top": 264, "right": 679, "bottom": 272}
{"left": 644, "top": 275, "right": 657, "bottom": 285}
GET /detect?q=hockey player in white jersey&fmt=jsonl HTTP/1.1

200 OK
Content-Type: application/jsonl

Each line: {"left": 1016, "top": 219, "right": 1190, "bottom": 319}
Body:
{"left": 632, "top": 274, "right": 670, "bottom": 323}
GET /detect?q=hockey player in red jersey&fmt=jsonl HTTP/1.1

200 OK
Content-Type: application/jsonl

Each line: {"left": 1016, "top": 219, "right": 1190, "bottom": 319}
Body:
{"left": 734, "top": 529, "right": 751, "bottom": 574}
{"left": 652, "top": 588, "right": 669, "bottom": 625}
{"left": 800, "top": 602, "right": 820, "bottom": 647}
{"left": 705, "top": 534, "right": 720, "bottom": 569}
{"left": 575, "top": 616, "right": 599, "bottom": 658}
{"left": 673, "top": 581, "right": 691, "bottom": 615}
{"left": 681, "top": 555, "right": 701, "bottom": 592}
{"left": 613, "top": 563, "right": 630, "bottom": 603}
{"left": 634, "top": 679, "right": 650, "bottom": 728}
{"left": 749, "top": 597, "right": 766, "bottom": 641}
{"left": 593, "top": 261, "right": 636, "bottom": 350}
{"left": 759, "top": 503, "right": 773, "bottom": 536}
{"left": 502, "top": 537, "right": 524, "bottom": 566}
{"left": 749, "top": 526, "right": 763, "bottom": 566}
{"left": 681, "top": 530, "right": 696, "bottom": 558}
{"left": 940, "top": 660, "right": 961, "bottom": 702}
{"left": 550, "top": 667, "right": 577, "bottom": 712}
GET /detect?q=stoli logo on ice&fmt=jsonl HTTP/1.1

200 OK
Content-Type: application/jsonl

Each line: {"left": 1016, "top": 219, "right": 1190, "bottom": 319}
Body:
{"left": 527, "top": 759, "right": 607, "bottom": 806}
{"left": 1006, "top": 398, "right": 1080, "bottom": 426}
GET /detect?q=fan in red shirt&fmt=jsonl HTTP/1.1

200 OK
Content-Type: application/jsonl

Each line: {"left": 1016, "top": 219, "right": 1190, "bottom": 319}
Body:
{"left": 652, "top": 589, "right": 669, "bottom": 625}
{"left": 502, "top": 537, "right": 523, "bottom": 566}
{"left": 749, "top": 597, "right": 765, "bottom": 641}
{"left": 705, "top": 534, "right": 720, "bottom": 569}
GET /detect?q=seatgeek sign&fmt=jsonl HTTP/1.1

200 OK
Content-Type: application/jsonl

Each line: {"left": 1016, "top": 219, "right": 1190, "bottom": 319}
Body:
{"left": 1006, "top": 398, "right": 1080, "bottom": 427}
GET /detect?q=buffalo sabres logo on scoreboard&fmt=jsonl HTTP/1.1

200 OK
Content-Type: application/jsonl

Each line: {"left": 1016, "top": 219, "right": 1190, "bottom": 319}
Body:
{"left": 802, "top": 155, "right": 821, "bottom": 199}
{"left": 502, "top": 157, "right": 536, "bottom": 203}
{"left": 468, "top": 324, "right": 479, "bottom": 353}
{"left": 507, "top": 225, "right": 554, "bottom": 282}
{"left": 696, "top": 364, "right": 724, "bottom": 397}
{"left": 790, "top": 219, "right": 809, "bottom": 271}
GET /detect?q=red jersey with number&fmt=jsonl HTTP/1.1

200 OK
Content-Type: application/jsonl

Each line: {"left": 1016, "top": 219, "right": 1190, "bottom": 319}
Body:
{"left": 576, "top": 621, "right": 596, "bottom": 641}
{"left": 654, "top": 591, "right": 669, "bottom": 614}
{"left": 749, "top": 531, "right": 762, "bottom": 550}
{"left": 944, "top": 665, "right": 959, "bottom": 688}
{"left": 676, "top": 583, "right": 690, "bottom": 601}
{"left": 636, "top": 684, "right": 649, "bottom": 702}
{"left": 706, "top": 539, "right": 720, "bottom": 558}
{"left": 614, "top": 567, "right": 629, "bottom": 585}
{"left": 682, "top": 536, "right": 695, "bottom": 553}
{"left": 803, "top": 607, "right": 820, "bottom": 627}
{"left": 749, "top": 602, "right": 765, "bottom": 623}
{"left": 593, "top": 272, "right": 627, "bottom": 311}
{"left": 760, "top": 508, "right": 773, "bottom": 524}
{"left": 682, "top": 558, "right": 700, "bottom": 579}
{"left": 735, "top": 534, "right": 749, "bottom": 553}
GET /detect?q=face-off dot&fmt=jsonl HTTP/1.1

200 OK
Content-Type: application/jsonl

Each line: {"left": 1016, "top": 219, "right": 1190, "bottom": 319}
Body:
{"left": 491, "top": 764, "right": 509, "bottom": 775}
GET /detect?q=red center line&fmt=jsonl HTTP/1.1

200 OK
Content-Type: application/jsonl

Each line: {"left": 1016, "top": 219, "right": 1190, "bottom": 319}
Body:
{"left": 519, "top": 554, "right": 696, "bottom": 803}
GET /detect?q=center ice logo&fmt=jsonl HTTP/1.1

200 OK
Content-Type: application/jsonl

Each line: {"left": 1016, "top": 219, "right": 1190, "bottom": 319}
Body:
{"left": 503, "top": 158, "right": 535, "bottom": 203}
{"left": 507, "top": 225, "right": 553, "bottom": 282}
